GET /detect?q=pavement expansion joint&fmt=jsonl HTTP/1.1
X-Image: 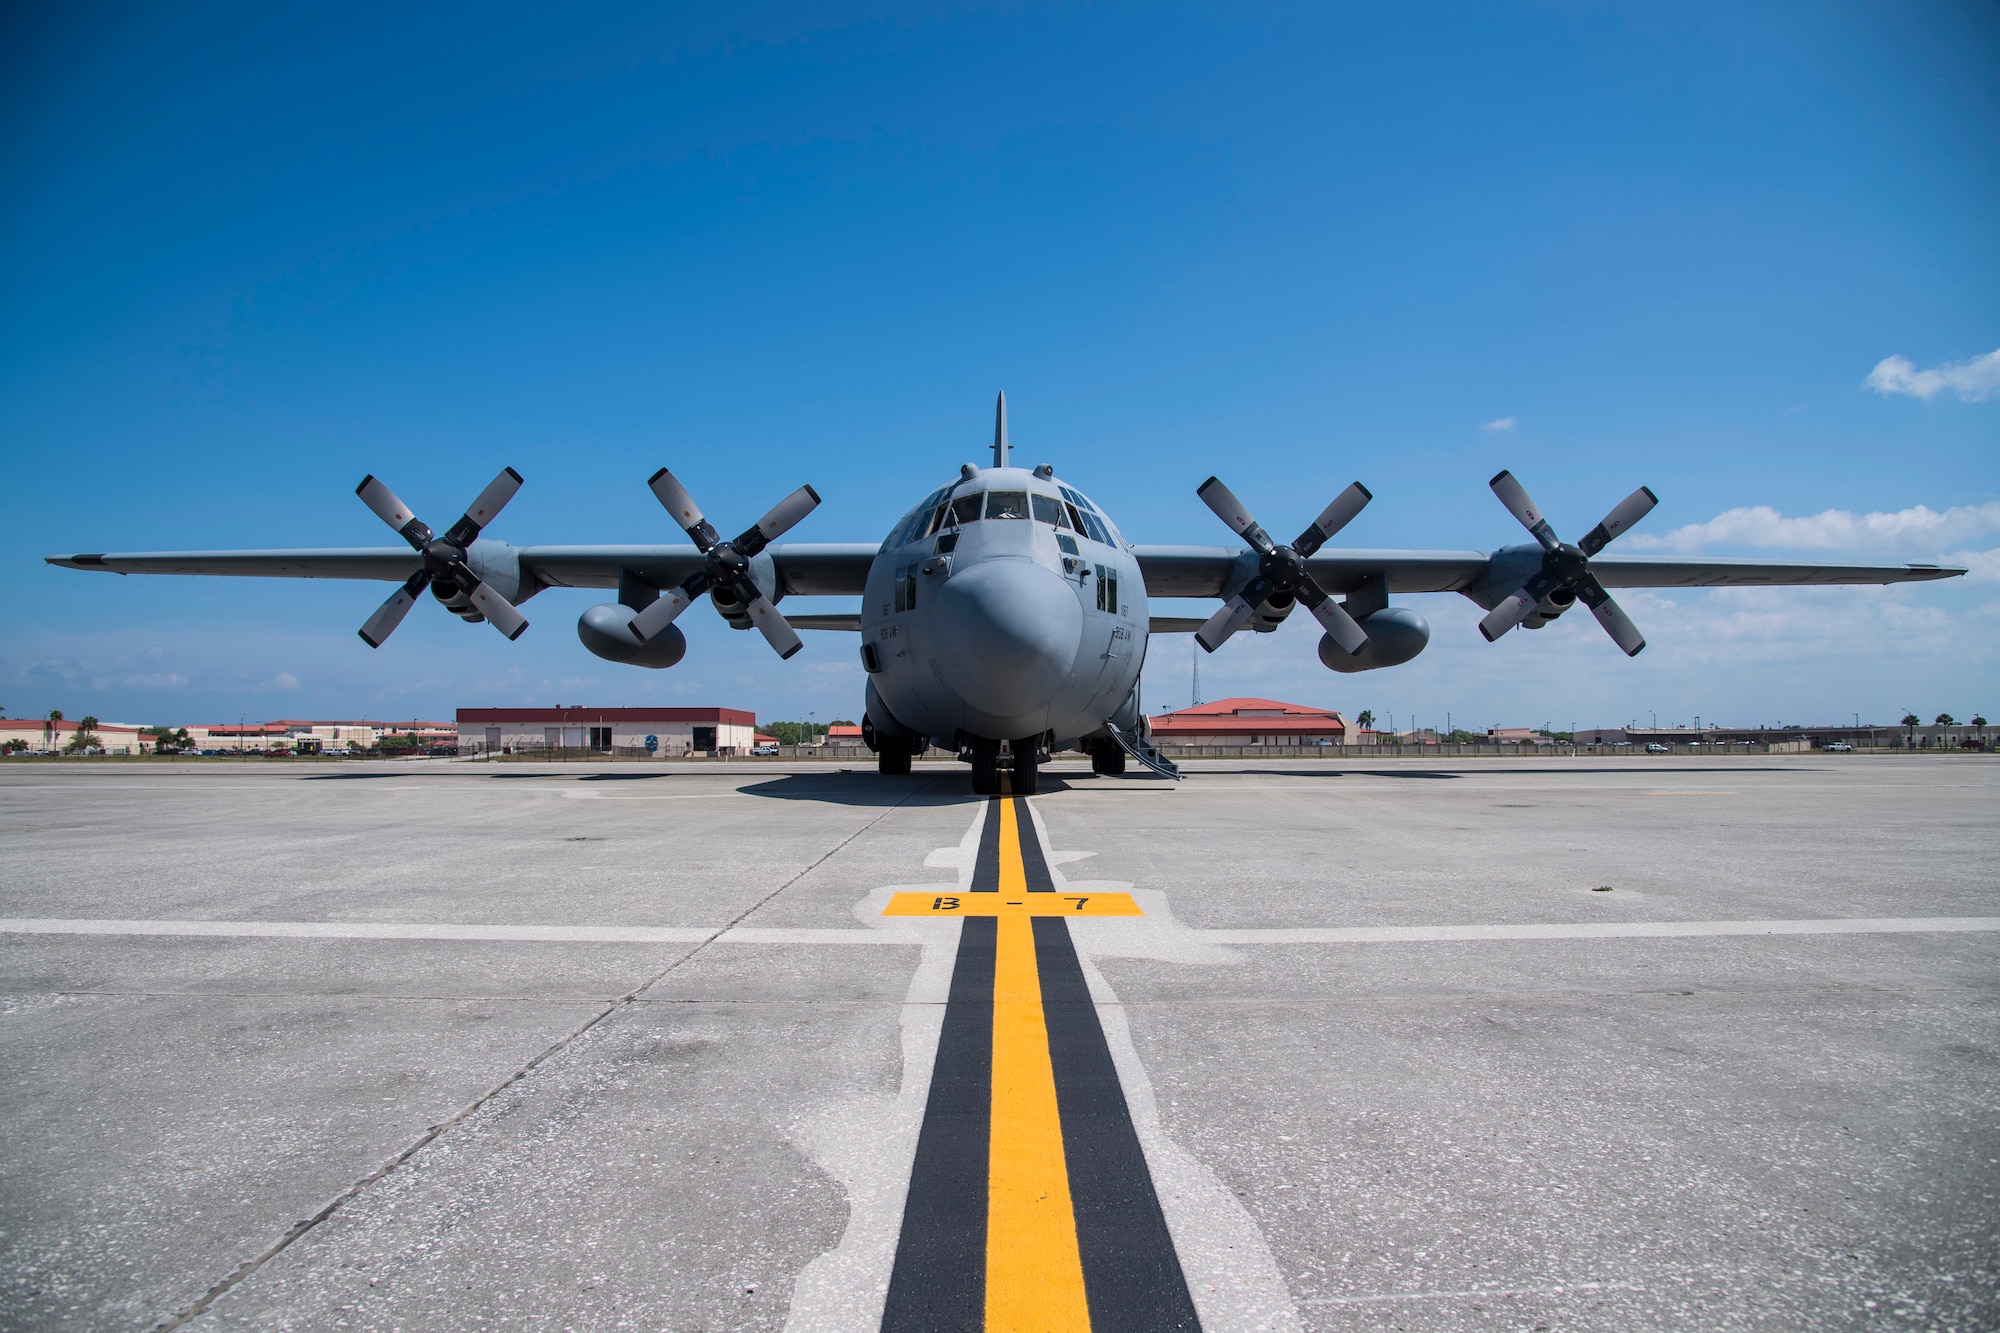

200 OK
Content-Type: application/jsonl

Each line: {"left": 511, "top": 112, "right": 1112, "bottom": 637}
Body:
{"left": 148, "top": 776, "right": 939, "bottom": 1332}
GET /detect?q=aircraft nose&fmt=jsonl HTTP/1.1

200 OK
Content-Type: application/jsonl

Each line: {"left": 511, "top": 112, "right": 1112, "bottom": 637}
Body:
{"left": 932, "top": 558, "right": 1082, "bottom": 721}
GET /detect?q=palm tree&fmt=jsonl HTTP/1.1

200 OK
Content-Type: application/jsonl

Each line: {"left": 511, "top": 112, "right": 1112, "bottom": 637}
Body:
{"left": 1356, "top": 709, "right": 1376, "bottom": 730}
{"left": 1935, "top": 713, "right": 1955, "bottom": 750}
{"left": 44, "top": 709, "right": 63, "bottom": 752}
{"left": 1901, "top": 712, "right": 1920, "bottom": 749}
{"left": 65, "top": 715, "right": 103, "bottom": 755}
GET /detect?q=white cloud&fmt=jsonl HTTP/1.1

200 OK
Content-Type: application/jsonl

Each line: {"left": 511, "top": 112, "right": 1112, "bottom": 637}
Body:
{"left": 123, "top": 672, "right": 189, "bottom": 688}
{"left": 251, "top": 671, "right": 301, "bottom": 692}
{"left": 1863, "top": 348, "right": 2000, "bottom": 402}
{"left": 1480, "top": 416, "right": 1516, "bottom": 431}
{"left": 1628, "top": 501, "right": 2000, "bottom": 554}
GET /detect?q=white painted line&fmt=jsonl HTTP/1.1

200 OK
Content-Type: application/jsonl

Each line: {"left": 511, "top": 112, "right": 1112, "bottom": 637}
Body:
{"left": 2, "top": 916, "right": 1994, "bottom": 947}
{"left": 0, "top": 918, "right": 714, "bottom": 943}
{"left": 1196, "top": 917, "right": 2000, "bottom": 944}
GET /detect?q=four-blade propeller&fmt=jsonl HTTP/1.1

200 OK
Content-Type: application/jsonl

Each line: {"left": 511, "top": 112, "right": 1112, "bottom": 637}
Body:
{"left": 355, "top": 468, "right": 529, "bottom": 647}
{"left": 629, "top": 469, "right": 821, "bottom": 660}
{"left": 1192, "top": 476, "right": 1374, "bottom": 655}
{"left": 1477, "top": 469, "right": 1657, "bottom": 656}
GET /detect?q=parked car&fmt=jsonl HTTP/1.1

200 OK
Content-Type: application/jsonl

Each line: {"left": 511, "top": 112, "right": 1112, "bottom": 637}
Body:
{"left": 750, "top": 743, "right": 780, "bottom": 756}
{"left": 1823, "top": 742, "right": 1853, "bottom": 752}
{"left": 1645, "top": 743, "right": 1670, "bottom": 753}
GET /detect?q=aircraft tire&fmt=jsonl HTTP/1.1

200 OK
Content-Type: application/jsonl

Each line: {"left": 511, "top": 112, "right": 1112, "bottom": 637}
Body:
{"left": 970, "top": 737, "right": 1001, "bottom": 795}
{"left": 1091, "top": 743, "right": 1127, "bottom": 776}
{"left": 1010, "top": 739, "right": 1040, "bottom": 796}
{"left": 877, "top": 740, "right": 912, "bottom": 776}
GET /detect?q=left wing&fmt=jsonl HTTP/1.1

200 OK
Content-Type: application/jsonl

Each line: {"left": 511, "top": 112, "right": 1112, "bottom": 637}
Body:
{"left": 1131, "top": 545, "right": 1966, "bottom": 596}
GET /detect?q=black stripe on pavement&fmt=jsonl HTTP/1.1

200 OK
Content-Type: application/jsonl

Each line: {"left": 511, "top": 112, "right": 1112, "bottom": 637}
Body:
{"left": 1030, "top": 822, "right": 1203, "bottom": 1332}
{"left": 1013, "top": 795, "right": 1057, "bottom": 894}
{"left": 880, "top": 912, "right": 997, "bottom": 1333}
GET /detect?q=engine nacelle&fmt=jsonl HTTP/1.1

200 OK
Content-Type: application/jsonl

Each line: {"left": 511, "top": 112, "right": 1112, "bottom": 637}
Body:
{"left": 1522, "top": 584, "right": 1578, "bottom": 629}
{"left": 577, "top": 603, "right": 688, "bottom": 668}
{"left": 1318, "top": 607, "right": 1430, "bottom": 673}
{"left": 1252, "top": 589, "right": 1296, "bottom": 632}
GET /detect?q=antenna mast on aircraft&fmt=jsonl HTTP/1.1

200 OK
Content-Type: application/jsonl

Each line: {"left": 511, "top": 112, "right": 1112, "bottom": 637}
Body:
{"left": 992, "top": 390, "right": 1010, "bottom": 468}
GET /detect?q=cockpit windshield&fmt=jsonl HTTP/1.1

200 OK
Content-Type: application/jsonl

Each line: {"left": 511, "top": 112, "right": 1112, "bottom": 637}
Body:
{"left": 985, "top": 491, "right": 1030, "bottom": 520}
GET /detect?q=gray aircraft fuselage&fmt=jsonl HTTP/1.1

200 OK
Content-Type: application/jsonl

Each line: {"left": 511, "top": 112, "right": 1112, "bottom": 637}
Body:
{"left": 860, "top": 465, "right": 1145, "bottom": 751}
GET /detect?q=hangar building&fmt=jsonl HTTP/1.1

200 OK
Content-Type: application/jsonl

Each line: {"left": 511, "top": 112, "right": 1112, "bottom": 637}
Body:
{"left": 1149, "top": 697, "right": 1361, "bottom": 747}
{"left": 456, "top": 706, "right": 757, "bottom": 757}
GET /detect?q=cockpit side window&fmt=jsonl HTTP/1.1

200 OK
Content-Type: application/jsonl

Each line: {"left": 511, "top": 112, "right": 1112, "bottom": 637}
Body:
{"left": 985, "top": 490, "right": 1030, "bottom": 520}
{"left": 949, "top": 494, "right": 984, "bottom": 526}
{"left": 1031, "top": 493, "right": 1066, "bottom": 526}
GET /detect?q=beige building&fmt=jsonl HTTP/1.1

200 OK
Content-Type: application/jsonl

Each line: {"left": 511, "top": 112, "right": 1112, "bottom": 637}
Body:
{"left": 457, "top": 706, "right": 758, "bottom": 757}
{"left": 0, "top": 719, "right": 153, "bottom": 755}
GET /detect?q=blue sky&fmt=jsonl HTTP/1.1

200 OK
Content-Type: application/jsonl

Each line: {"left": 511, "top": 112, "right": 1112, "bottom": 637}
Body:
{"left": 4, "top": 1, "right": 1995, "bottom": 732}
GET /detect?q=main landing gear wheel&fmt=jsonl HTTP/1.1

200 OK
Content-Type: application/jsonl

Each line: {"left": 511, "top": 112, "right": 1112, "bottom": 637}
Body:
{"left": 1010, "top": 738, "right": 1041, "bottom": 796}
{"left": 1091, "top": 742, "right": 1127, "bottom": 776}
{"left": 970, "top": 737, "right": 1002, "bottom": 795}
{"left": 877, "top": 737, "right": 913, "bottom": 776}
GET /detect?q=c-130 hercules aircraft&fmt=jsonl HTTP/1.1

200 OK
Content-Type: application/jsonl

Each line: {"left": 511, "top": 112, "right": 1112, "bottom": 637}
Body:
{"left": 50, "top": 394, "right": 1964, "bottom": 793}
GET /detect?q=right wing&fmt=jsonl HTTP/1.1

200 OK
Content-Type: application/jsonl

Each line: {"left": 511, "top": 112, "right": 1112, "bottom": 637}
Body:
{"left": 48, "top": 541, "right": 882, "bottom": 597}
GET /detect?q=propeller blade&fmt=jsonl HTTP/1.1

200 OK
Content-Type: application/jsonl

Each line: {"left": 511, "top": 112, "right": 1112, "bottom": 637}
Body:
{"left": 1478, "top": 569, "right": 1561, "bottom": 643}
{"left": 648, "top": 468, "right": 722, "bottom": 550}
{"left": 358, "top": 571, "right": 430, "bottom": 648}
{"left": 467, "top": 582, "right": 529, "bottom": 641}
{"left": 1488, "top": 470, "right": 1560, "bottom": 550}
{"left": 735, "top": 484, "right": 822, "bottom": 555}
{"left": 1292, "top": 482, "right": 1373, "bottom": 559}
{"left": 1578, "top": 486, "right": 1659, "bottom": 557}
{"left": 443, "top": 467, "right": 524, "bottom": 546}
{"left": 630, "top": 577, "right": 704, "bottom": 642}
{"left": 744, "top": 594, "right": 804, "bottom": 660}
{"left": 1295, "top": 577, "right": 1369, "bottom": 653}
{"left": 1196, "top": 476, "right": 1276, "bottom": 554}
{"left": 356, "top": 475, "right": 433, "bottom": 548}
{"left": 1194, "top": 594, "right": 1258, "bottom": 653}
{"left": 1575, "top": 575, "right": 1646, "bottom": 656}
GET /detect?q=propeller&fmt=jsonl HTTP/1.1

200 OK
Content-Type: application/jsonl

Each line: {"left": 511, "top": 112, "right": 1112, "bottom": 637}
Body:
{"left": 629, "top": 469, "right": 821, "bottom": 660}
{"left": 354, "top": 468, "right": 528, "bottom": 648}
{"left": 1192, "top": 476, "right": 1374, "bottom": 654}
{"left": 1477, "top": 470, "right": 1657, "bottom": 656}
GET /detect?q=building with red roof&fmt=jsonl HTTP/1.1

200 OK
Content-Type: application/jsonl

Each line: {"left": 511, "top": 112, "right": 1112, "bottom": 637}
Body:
{"left": 1148, "top": 697, "right": 1360, "bottom": 747}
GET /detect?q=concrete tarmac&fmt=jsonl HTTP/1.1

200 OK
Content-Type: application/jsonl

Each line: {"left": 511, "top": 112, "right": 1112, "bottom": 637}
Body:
{"left": 1, "top": 755, "right": 1994, "bottom": 1331}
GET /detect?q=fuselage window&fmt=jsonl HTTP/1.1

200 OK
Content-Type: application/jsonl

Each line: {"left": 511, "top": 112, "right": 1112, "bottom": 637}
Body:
{"left": 1094, "top": 564, "right": 1119, "bottom": 614}
{"left": 1064, "top": 501, "right": 1088, "bottom": 534}
{"left": 1056, "top": 533, "right": 1079, "bottom": 556}
{"left": 986, "top": 490, "right": 1030, "bottom": 520}
{"left": 1031, "top": 493, "right": 1066, "bottom": 526}
{"left": 950, "top": 494, "right": 984, "bottom": 526}
{"left": 894, "top": 564, "right": 918, "bottom": 612}
{"left": 1082, "top": 510, "right": 1113, "bottom": 545}
{"left": 922, "top": 504, "right": 950, "bottom": 538}
{"left": 935, "top": 531, "right": 959, "bottom": 554}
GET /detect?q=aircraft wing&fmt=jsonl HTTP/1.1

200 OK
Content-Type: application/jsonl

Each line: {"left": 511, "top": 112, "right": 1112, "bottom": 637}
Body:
{"left": 47, "top": 542, "right": 884, "bottom": 597}
{"left": 1583, "top": 556, "right": 1965, "bottom": 587}
{"left": 1131, "top": 545, "right": 1966, "bottom": 596}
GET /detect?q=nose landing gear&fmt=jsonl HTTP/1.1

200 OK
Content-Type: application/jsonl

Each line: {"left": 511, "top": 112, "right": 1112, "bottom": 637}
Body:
{"left": 965, "top": 736, "right": 1043, "bottom": 795}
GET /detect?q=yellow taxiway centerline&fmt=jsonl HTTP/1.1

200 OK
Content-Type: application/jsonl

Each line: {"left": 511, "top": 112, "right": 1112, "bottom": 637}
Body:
{"left": 985, "top": 797, "right": 1093, "bottom": 1331}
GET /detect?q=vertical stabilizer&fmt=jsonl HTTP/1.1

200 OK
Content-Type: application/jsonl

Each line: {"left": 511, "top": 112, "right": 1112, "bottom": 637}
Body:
{"left": 993, "top": 391, "right": 1010, "bottom": 469}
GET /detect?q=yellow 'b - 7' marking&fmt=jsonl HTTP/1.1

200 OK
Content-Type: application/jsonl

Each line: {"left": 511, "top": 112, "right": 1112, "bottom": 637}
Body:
{"left": 883, "top": 891, "right": 1141, "bottom": 917}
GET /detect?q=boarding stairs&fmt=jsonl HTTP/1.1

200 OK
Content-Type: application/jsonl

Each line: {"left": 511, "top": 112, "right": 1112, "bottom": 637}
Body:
{"left": 1106, "top": 721, "right": 1181, "bottom": 780}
